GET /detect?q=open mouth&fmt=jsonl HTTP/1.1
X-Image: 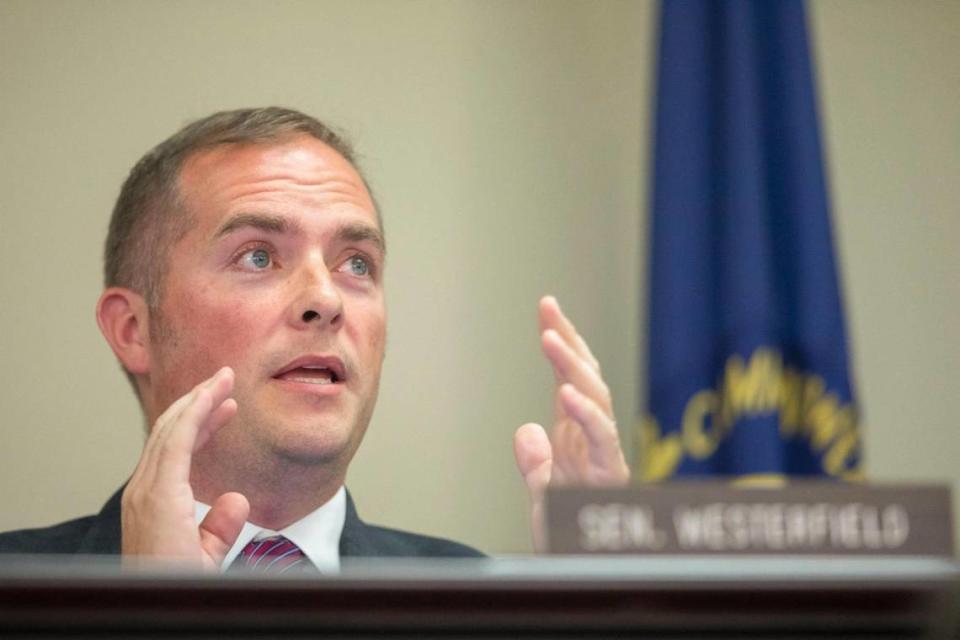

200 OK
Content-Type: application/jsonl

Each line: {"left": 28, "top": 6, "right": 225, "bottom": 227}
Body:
{"left": 273, "top": 356, "right": 346, "bottom": 386}
{"left": 276, "top": 366, "right": 340, "bottom": 385}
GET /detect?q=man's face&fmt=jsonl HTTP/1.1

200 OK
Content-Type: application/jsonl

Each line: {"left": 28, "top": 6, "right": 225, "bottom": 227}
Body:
{"left": 145, "top": 135, "right": 386, "bottom": 472}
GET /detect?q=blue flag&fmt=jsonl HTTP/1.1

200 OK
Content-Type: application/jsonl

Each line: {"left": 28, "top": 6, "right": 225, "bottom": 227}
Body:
{"left": 639, "top": 0, "right": 861, "bottom": 481}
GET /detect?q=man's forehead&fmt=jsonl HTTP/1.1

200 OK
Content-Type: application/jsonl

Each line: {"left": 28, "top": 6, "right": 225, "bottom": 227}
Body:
{"left": 176, "top": 135, "right": 377, "bottom": 220}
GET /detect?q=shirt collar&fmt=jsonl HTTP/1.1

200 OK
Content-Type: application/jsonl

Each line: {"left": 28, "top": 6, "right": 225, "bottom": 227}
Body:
{"left": 194, "top": 486, "right": 346, "bottom": 573}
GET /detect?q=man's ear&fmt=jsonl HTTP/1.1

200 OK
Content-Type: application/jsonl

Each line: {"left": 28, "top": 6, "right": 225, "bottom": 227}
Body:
{"left": 96, "top": 287, "right": 152, "bottom": 375}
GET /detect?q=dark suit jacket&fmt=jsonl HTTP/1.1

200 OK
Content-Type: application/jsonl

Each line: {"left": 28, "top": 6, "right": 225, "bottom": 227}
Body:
{"left": 0, "top": 487, "right": 484, "bottom": 558}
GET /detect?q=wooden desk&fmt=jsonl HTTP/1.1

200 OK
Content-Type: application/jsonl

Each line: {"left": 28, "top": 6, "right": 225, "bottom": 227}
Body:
{"left": 1, "top": 556, "right": 957, "bottom": 638}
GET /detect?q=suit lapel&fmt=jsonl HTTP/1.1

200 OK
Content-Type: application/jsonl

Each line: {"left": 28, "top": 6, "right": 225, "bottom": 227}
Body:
{"left": 338, "top": 489, "right": 379, "bottom": 557}
{"left": 76, "top": 486, "right": 123, "bottom": 555}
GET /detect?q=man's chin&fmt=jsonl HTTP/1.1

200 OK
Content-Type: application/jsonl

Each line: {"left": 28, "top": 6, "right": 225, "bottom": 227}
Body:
{"left": 254, "top": 416, "right": 361, "bottom": 467}
{"left": 240, "top": 394, "right": 372, "bottom": 468}
{"left": 270, "top": 437, "right": 352, "bottom": 466}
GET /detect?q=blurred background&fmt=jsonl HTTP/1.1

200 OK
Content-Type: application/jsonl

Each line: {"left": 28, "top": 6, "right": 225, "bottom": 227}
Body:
{"left": 0, "top": 0, "right": 957, "bottom": 553}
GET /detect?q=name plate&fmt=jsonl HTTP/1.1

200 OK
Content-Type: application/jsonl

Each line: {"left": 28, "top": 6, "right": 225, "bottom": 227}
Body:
{"left": 546, "top": 483, "right": 954, "bottom": 556}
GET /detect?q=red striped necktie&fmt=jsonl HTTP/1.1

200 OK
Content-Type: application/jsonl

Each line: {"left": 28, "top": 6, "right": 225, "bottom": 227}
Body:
{"left": 233, "top": 535, "right": 314, "bottom": 574}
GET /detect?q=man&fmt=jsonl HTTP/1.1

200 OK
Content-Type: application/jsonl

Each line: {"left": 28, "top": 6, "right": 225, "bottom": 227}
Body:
{"left": 0, "top": 108, "right": 629, "bottom": 569}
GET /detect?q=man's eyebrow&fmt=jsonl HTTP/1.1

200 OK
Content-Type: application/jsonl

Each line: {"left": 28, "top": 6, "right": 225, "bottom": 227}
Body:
{"left": 335, "top": 222, "right": 386, "bottom": 254}
{"left": 213, "top": 213, "right": 298, "bottom": 238}
{"left": 213, "top": 214, "right": 384, "bottom": 253}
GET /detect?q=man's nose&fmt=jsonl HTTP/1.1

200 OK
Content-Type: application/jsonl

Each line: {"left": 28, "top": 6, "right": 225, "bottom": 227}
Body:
{"left": 290, "top": 258, "right": 343, "bottom": 330}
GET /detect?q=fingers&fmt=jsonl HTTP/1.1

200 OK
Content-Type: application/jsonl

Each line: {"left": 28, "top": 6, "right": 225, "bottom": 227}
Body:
{"left": 542, "top": 329, "right": 613, "bottom": 416}
{"left": 194, "top": 399, "right": 238, "bottom": 452}
{"left": 513, "top": 423, "right": 553, "bottom": 553}
{"left": 154, "top": 368, "right": 236, "bottom": 486}
{"left": 121, "top": 367, "right": 238, "bottom": 565}
{"left": 135, "top": 368, "right": 232, "bottom": 475}
{"left": 517, "top": 296, "right": 631, "bottom": 553}
{"left": 147, "top": 367, "right": 236, "bottom": 488}
{"left": 538, "top": 297, "right": 611, "bottom": 418}
{"left": 535, "top": 296, "right": 629, "bottom": 487}
{"left": 539, "top": 296, "right": 600, "bottom": 372}
{"left": 513, "top": 422, "right": 553, "bottom": 492}
{"left": 558, "top": 384, "right": 629, "bottom": 484}
{"left": 199, "top": 492, "right": 250, "bottom": 566}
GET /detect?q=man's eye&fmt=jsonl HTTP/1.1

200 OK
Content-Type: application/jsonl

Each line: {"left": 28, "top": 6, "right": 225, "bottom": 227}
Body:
{"left": 346, "top": 255, "right": 370, "bottom": 277}
{"left": 240, "top": 248, "right": 272, "bottom": 270}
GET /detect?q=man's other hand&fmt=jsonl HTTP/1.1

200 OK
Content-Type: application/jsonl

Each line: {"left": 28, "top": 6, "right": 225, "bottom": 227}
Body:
{"left": 121, "top": 367, "right": 248, "bottom": 570}
{"left": 513, "top": 297, "right": 630, "bottom": 552}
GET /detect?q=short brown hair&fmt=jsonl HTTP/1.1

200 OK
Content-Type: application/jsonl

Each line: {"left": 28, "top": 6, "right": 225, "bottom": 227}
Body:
{"left": 104, "top": 107, "right": 373, "bottom": 308}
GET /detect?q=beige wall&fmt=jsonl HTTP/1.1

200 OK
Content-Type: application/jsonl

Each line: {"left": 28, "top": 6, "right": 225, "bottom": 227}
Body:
{"left": 0, "top": 0, "right": 956, "bottom": 554}
{"left": 811, "top": 1, "right": 960, "bottom": 534}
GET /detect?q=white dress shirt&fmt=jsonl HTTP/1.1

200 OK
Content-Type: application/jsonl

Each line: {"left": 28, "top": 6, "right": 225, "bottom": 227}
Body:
{"left": 193, "top": 486, "right": 346, "bottom": 573}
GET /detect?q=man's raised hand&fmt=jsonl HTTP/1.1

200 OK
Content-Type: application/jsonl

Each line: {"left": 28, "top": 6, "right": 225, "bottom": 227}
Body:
{"left": 513, "top": 297, "right": 630, "bottom": 552}
{"left": 121, "top": 367, "right": 249, "bottom": 570}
